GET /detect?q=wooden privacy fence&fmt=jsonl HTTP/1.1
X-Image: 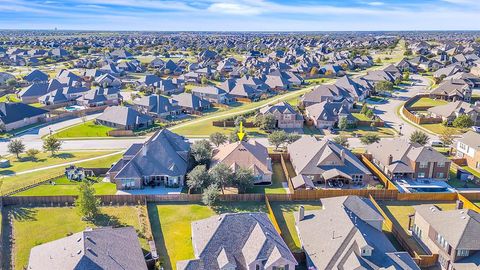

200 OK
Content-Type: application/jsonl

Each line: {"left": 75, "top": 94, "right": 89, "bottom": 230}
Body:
{"left": 360, "top": 155, "right": 398, "bottom": 191}
{"left": 397, "top": 192, "right": 458, "bottom": 201}
{"left": 265, "top": 195, "right": 282, "bottom": 235}
{"left": 368, "top": 195, "right": 439, "bottom": 268}
{"left": 280, "top": 154, "right": 296, "bottom": 194}
{"left": 211, "top": 121, "right": 255, "bottom": 128}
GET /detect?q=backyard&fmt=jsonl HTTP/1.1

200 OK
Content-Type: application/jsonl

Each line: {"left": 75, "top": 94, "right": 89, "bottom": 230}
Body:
{"left": 409, "top": 97, "right": 448, "bottom": 109}
{"left": 0, "top": 152, "right": 123, "bottom": 195}
{"left": 148, "top": 202, "right": 266, "bottom": 270}
{"left": 3, "top": 205, "right": 151, "bottom": 270}
{"left": 13, "top": 176, "right": 117, "bottom": 196}
{"left": 251, "top": 163, "right": 288, "bottom": 194}
{"left": 54, "top": 120, "right": 115, "bottom": 138}
{"left": 378, "top": 200, "right": 456, "bottom": 255}
{"left": 420, "top": 123, "right": 469, "bottom": 135}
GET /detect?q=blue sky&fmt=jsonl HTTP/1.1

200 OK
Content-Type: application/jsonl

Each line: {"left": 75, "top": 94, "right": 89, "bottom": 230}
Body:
{"left": 1, "top": 0, "right": 480, "bottom": 31}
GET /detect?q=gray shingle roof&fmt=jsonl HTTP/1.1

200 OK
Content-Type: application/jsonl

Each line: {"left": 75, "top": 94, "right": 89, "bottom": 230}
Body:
{"left": 96, "top": 106, "right": 152, "bottom": 127}
{"left": 0, "top": 102, "right": 48, "bottom": 124}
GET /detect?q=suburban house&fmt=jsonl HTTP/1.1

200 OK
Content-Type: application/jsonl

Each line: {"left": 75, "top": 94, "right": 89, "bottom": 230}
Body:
{"left": 258, "top": 102, "right": 304, "bottom": 129}
{"left": 17, "top": 82, "right": 50, "bottom": 103}
{"left": 295, "top": 196, "right": 420, "bottom": 270}
{"left": 133, "top": 94, "right": 181, "bottom": 118}
{"left": 430, "top": 79, "right": 472, "bottom": 102}
{"left": 171, "top": 93, "right": 211, "bottom": 113}
{"left": 411, "top": 204, "right": 480, "bottom": 270}
{"left": 263, "top": 70, "right": 303, "bottom": 90}
{"left": 287, "top": 136, "right": 373, "bottom": 189}
{"left": 107, "top": 129, "right": 190, "bottom": 189}
{"left": 0, "top": 102, "right": 49, "bottom": 131}
{"left": 28, "top": 227, "right": 148, "bottom": 270}
{"left": 211, "top": 141, "right": 273, "bottom": 185}
{"left": 76, "top": 87, "right": 122, "bottom": 107}
{"left": 427, "top": 101, "right": 480, "bottom": 125}
{"left": 366, "top": 138, "right": 451, "bottom": 181}
{"left": 456, "top": 131, "right": 480, "bottom": 172}
{"left": 95, "top": 106, "right": 153, "bottom": 130}
{"left": 177, "top": 213, "right": 297, "bottom": 270}
{"left": 304, "top": 100, "right": 354, "bottom": 129}
{"left": 191, "top": 86, "right": 232, "bottom": 104}
{"left": 23, "top": 69, "right": 48, "bottom": 83}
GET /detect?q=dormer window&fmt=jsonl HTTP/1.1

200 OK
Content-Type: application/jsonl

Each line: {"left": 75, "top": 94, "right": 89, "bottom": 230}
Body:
{"left": 457, "top": 249, "right": 469, "bottom": 257}
{"left": 360, "top": 246, "right": 373, "bottom": 257}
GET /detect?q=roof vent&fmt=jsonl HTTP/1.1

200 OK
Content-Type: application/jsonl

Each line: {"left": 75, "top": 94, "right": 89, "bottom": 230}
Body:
{"left": 77, "top": 250, "right": 82, "bottom": 255}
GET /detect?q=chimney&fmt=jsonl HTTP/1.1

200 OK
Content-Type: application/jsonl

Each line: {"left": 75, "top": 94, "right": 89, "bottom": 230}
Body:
{"left": 142, "top": 144, "right": 148, "bottom": 157}
{"left": 388, "top": 154, "right": 393, "bottom": 165}
{"left": 456, "top": 199, "right": 464, "bottom": 210}
{"left": 340, "top": 149, "right": 345, "bottom": 162}
{"left": 298, "top": 205, "right": 305, "bottom": 221}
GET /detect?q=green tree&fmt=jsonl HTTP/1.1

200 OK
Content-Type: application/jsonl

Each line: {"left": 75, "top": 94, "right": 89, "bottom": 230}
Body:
{"left": 360, "top": 133, "right": 380, "bottom": 145}
{"left": 201, "top": 76, "right": 209, "bottom": 85}
{"left": 375, "top": 80, "right": 394, "bottom": 93}
{"left": 43, "top": 136, "right": 63, "bottom": 156}
{"left": 234, "top": 167, "right": 255, "bottom": 193}
{"left": 0, "top": 123, "right": 5, "bottom": 133}
{"left": 191, "top": 139, "right": 212, "bottom": 165}
{"left": 403, "top": 71, "right": 410, "bottom": 81}
{"left": 332, "top": 135, "right": 349, "bottom": 148}
{"left": 439, "top": 128, "right": 455, "bottom": 152}
{"left": 8, "top": 139, "right": 25, "bottom": 159}
{"left": 25, "top": 148, "right": 40, "bottom": 161}
{"left": 255, "top": 114, "right": 276, "bottom": 130}
{"left": 338, "top": 117, "right": 348, "bottom": 131}
{"left": 210, "top": 163, "right": 233, "bottom": 194}
{"left": 202, "top": 184, "right": 220, "bottom": 206}
{"left": 234, "top": 115, "right": 246, "bottom": 127}
{"left": 268, "top": 130, "right": 288, "bottom": 150}
{"left": 75, "top": 181, "right": 100, "bottom": 221}
{"left": 6, "top": 78, "right": 17, "bottom": 87}
{"left": 209, "top": 132, "right": 227, "bottom": 147}
{"left": 360, "top": 103, "right": 368, "bottom": 114}
{"left": 452, "top": 114, "right": 474, "bottom": 128}
{"left": 186, "top": 165, "right": 210, "bottom": 193}
{"left": 409, "top": 130, "right": 430, "bottom": 146}
{"left": 286, "top": 133, "right": 301, "bottom": 144}
{"left": 365, "top": 109, "right": 374, "bottom": 119}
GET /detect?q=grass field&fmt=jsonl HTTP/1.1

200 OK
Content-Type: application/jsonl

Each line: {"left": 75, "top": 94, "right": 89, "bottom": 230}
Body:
{"left": 352, "top": 112, "right": 372, "bottom": 121}
{"left": 148, "top": 202, "right": 266, "bottom": 270}
{"left": 54, "top": 120, "right": 115, "bottom": 138}
{"left": 1, "top": 152, "right": 123, "bottom": 195}
{"left": 448, "top": 166, "right": 480, "bottom": 188}
{"left": 14, "top": 176, "right": 117, "bottom": 196}
{"left": 6, "top": 205, "right": 150, "bottom": 270}
{"left": 420, "top": 123, "right": 468, "bottom": 135}
{"left": 269, "top": 201, "right": 322, "bottom": 252}
{"left": 339, "top": 126, "right": 396, "bottom": 137}
{"left": 409, "top": 97, "right": 448, "bottom": 108}
{"left": 379, "top": 200, "right": 456, "bottom": 255}
{"left": 252, "top": 163, "right": 288, "bottom": 194}
{"left": 0, "top": 151, "right": 116, "bottom": 176}
{"left": 0, "top": 94, "right": 20, "bottom": 103}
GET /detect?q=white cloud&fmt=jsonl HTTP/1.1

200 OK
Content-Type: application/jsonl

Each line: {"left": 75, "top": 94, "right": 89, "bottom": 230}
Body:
{"left": 207, "top": 2, "right": 262, "bottom": 15}
{"left": 367, "top": 1, "right": 385, "bottom": 6}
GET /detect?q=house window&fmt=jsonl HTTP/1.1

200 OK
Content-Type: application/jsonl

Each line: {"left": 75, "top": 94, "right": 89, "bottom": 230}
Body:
{"left": 457, "top": 249, "right": 469, "bottom": 257}
{"left": 419, "top": 162, "right": 428, "bottom": 169}
{"left": 273, "top": 266, "right": 288, "bottom": 270}
{"left": 436, "top": 234, "right": 449, "bottom": 251}
{"left": 256, "top": 265, "right": 260, "bottom": 270}
{"left": 418, "top": 172, "right": 425, "bottom": 178}
{"left": 437, "top": 162, "right": 445, "bottom": 168}
{"left": 437, "top": 172, "right": 445, "bottom": 178}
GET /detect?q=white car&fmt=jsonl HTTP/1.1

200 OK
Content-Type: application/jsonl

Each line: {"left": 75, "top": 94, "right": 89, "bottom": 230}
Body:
{"left": 472, "top": 126, "right": 480, "bottom": 133}
{"left": 430, "top": 140, "right": 444, "bottom": 147}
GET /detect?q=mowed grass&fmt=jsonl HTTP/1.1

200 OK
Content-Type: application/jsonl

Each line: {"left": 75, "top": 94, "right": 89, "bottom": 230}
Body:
{"left": 409, "top": 97, "right": 448, "bottom": 108}
{"left": 7, "top": 205, "right": 150, "bottom": 270}
{"left": 378, "top": 201, "right": 456, "bottom": 255}
{"left": 0, "top": 151, "right": 116, "bottom": 175}
{"left": 269, "top": 201, "right": 322, "bottom": 252}
{"left": 148, "top": 202, "right": 266, "bottom": 270}
{"left": 338, "top": 126, "right": 396, "bottom": 137}
{"left": 55, "top": 120, "right": 115, "bottom": 138}
{"left": 420, "top": 123, "right": 469, "bottom": 135}
{"left": 352, "top": 113, "right": 372, "bottom": 121}
{"left": 252, "top": 163, "right": 288, "bottom": 194}
{"left": 0, "top": 94, "right": 20, "bottom": 103}
{"left": 1, "top": 152, "right": 123, "bottom": 195}
{"left": 14, "top": 176, "right": 117, "bottom": 196}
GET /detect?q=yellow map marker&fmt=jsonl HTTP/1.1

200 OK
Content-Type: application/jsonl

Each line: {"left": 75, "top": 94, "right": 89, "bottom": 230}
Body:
{"left": 237, "top": 121, "right": 245, "bottom": 141}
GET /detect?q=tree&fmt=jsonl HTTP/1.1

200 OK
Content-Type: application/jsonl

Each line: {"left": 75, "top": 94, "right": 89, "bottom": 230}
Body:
{"left": 43, "top": 136, "right": 63, "bottom": 156}
{"left": 360, "top": 103, "right": 368, "bottom": 114}
{"left": 8, "top": 139, "right": 25, "bottom": 159}
{"left": 209, "top": 132, "right": 227, "bottom": 147}
{"left": 229, "top": 126, "right": 248, "bottom": 143}
{"left": 234, "top": 116, "right": 246, "bottom": 127}
{"left": 255, "top": 114, "right": 277, "bottom": 130}
{"left": 201, "top": 76, "right": 209, "bottom": 85}
{"left": 268, "top": 130, "right": 288, "bottom": 150}
{"left": 403, "top": 71, "right": 410, "bottom": 81}
{"left": 25, "top": 148, "right": 40, "bottom": 161}
{"left": 234, "top": 167, "right": 255, "bottom": 193}
{"left": 187, "top": 165, "right": 210, "bottom": 193}
{"left": 75, "top": 181, "right": 100, "bottom": 221}
{"left": 191, "top": 139, "right": 212, "bottom": 165}
{"left": 6, "top": 78, "right": 16, "bottom": 87}
{"left": 0, "top": 123, "right": 6, "bottom": 133}
{"left": 439, "top": 128, "right": 455, "bottom": 152}
{"left": 309, "top": 66, "right": 318, "bottom": 77}
{"left": 286, "top": 133, "right": 301, "bottom": 144}
{"left": 332, "top": 136, "right": 349, "bottom": 148}
{"left": 79, "top": 110, "right": 87, "bottom": 124}
{"left": 365, "top": 109, "right": 374, "bottom": 119}
{"left": 375, "top": 80, "right": 394, "bottom": 93}
{"left": 338, "top": 117, "right": 348, "bottom": 131}
{"left": 210, "top": 163, "right": 233, "bottom": 194}
{"left": 360, "top": 133, "right": 380, "bottom": 145}
{"left": 202, "top": 184, "right": 220, "bottom": 206}
{"left": 452, "top": 114, "right": 474, "bottom": 128}
{"left": 409, "top": 130, "right": 430, "bottom": 146}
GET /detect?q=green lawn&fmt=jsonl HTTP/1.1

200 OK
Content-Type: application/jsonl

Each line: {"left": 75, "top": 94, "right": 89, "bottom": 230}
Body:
{"left": 252, "top": 163, "right": 288, "bottom": 194}
{"left": 6, "top": 205, "right": 151, "bottom": 270}
{"left": 148, "top": 202, "right": 266, "bottom": 270}
{"left": 420, "top": 123, "right": 468, "bottom": 135}
{"left": 352, "top": 113, "right": 372, "bottom": 121}
{"left": 1, "top": 152, "right": 123, "bottom": 195}
{"left": 410, "top": 97, "right": 448, "bottom": 108}
{"left": 54, "top": 120, "right": 115, "bottom": 138}
{"left": 14, "top": 176, "right": 117, "bottom": 196}
{"left": 171, "top": 85, "right": 315, "bottom": 136}
{"left": 269, "top": 201, "right": 322, "bottom": 252}
{"left": 379, "top": 201, "right": 456, "bottom": 255}
{"left": 339, "top": 126, "right": 396, "bottom": 137}
{"left": 0, "top": 94, "right": 20, "bottom": 103}
{"left": 448, "top": 166, "right": 480, "bottom": 188}
{"left": 0, "top": 151, "right": 116, "bottom": 176}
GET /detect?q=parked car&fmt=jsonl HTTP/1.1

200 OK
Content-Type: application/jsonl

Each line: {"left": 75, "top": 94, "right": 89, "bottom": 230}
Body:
{"left": 472, "top": 126, "right": 480, "bottom": 133}
{"left": 430, "top": 140, "right": 444, "bottom": 147}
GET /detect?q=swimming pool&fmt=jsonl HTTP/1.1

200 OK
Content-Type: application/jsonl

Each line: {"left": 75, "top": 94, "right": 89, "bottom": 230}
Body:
{"left": 65, "top": 105, "right": 83, "bottom": 112}
{"left": 408, "top": 187, "right": 450, "bottom": 193}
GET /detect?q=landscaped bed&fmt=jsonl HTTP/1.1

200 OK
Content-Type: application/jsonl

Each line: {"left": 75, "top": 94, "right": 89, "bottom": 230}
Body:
{"left": 54, "top": 120, "right": 115, "bottom": 138}
{"left": 4, "top": 205, "right": 151, "bottom": 270}
{"left": 378, "top": 200, "right": 456, "bottom": 255}
{"left": 148, "top": 202, "right": 267, "bottom": 270}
